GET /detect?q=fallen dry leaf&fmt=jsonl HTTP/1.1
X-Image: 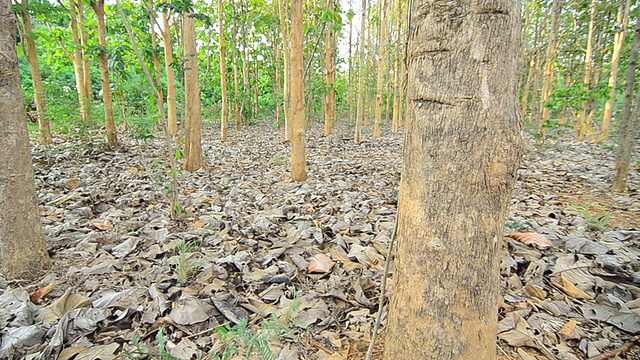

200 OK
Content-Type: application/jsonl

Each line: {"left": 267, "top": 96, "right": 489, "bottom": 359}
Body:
{"left": 505, "top": 232, "right": 552, "bottom": 249}
{"left": 30, "top": 282, "right": 57, "bottom": 303}
{"left": 308, "top": 254, "right": 335, "bottom": 274}
{"left": 92, "top": 219, "right": 113, "bottom": 231}
{"left": 551, "top": 274, "right": 593, "bottom": 300}
{"left": 558, "top": 319, "right": 583, "bottom": 340}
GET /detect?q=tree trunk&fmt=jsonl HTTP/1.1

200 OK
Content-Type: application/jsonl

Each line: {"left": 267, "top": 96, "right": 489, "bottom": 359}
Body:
{"left": 348, "top": 2, "right": 354, "bottom": 126}
{"left": 323, "top": 0, "right": 336, "bottom": 136}
{"left": 354, "top": 0, "right": 367, "bottom": 144}
{"left": 232, "top": 1, "right": 242, "bottom": 131}
{"left": 241, "top": 0, "right": 250, "bottom": 123}
{"left": 77, "top": 0, "right": 92, "bottom": 101}
{"left": 538, "top": 0, "right": 562, "bottom": 128}
{"left": 612, "top": 11, "right": 639, "bottom": 192}
{"left": 19, "top": 0, "right": 52, "bottom": 144}
{"left": 162, "top": 9, "right": 178, "bottom": 135}
{"left": 383, "top": 0, "right": 523, "bottom": 358}
{"left": 601, "top": 0, "right": 631, "bottom": 141}
{"left": 149, "top": 0, "right": 165, "bottom": 111}
{"left": 274, "top": 28, "right": 282, "bottom": 128}
{"left": 290, "top": 0, "right": 306, "bottom": 181}
{"left": 277, "top": 0, "right": 291, "bottom": 140}
{"left": 373, "top": 0, "right": 387, "bottom": 138}
{"left": 0, "top": 0, "right": 51, "bottom": 279}
{"left": 183, "top": 10, "right": 203, "bottom": 172}
{"left": 218, "top": 0, "right": 228, "bottom": 142}
{"left": 69, "top": 0, "right": 89, "bottom": 122}
{"left": 90, "top": 0, "right": 117, "bottom": 147}
{"left": 577, "top": 0, "right": 597, "bottom": 142}
{"left": 391, "top": 0, "right": 402, "bottom": 134}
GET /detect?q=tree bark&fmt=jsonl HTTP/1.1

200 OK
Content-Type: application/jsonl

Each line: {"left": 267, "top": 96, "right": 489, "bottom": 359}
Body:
{"left": 19, "top": 0, "right": 52, "bottom": 144}
{"left": 278, "top": 0, "right": 291, "bottom": 140}
{"left": 383, "top": 0, "right": 523, "bottom": 358}
{"left": 290, "top": 0, "right": 306, "bottom": 181}
{"left": 183, "top": 10, "right": 203, "bottom": 172}
{"left": 0, "top": 0, "right": 51, "bottom": 279}
{"left": 232, "top": 1, "right": 242, "bottom": 131}
{"left": 347, "top": 2, "right": 354, "bottom": 126}
{"left": 577, "top": 0, "right": 597, "bottom": 142}
{"left": 538, "top": 0, "right": 562, "bottom": 128}
{"left": 162, "top": 9, "right": 178, "bottom": 135}
{"left": 323, "top": 0, "right": 336, "bottom": 136}
{"left": 354, "top": 0, "right": 367, "bottom": 144}
{"left": 373, "top": 0, "right": 387, "bottom": 138}
{"left": 612, "top": 11, "right": 639, "bottom": 192}
{"left": 218, "top": 0, "right": 228, "bottom": 142}
{"left": 601, "top": 0, "right": 631, "bottom": 141}
{"left": 391, "top": 0, "right": 402, "bottom": 134}
{"left": 90, "top": 0, "right": 117, "bottom": 147}
{"left": 69, "top": 0, "right": 89, "bottom": 122}
{"left": 77, "top": 0, "right": 92, "bottom": 101}
{"left": 149, "top": 0, "right": 165, "bottom": 111}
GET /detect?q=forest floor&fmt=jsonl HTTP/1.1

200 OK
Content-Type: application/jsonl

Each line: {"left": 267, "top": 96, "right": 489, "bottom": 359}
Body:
{"left": 0, "top": 121, "right": 639, "bottom": 360}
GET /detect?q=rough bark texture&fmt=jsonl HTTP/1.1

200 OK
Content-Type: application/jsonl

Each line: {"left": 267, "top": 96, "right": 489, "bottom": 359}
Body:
{"left": 162, "top": 10, "right": 178, "bottom": 135}
{"left": 612, "top": 11, "right": 639, "bottom": 192}
{"left": 183, "top": 11, "right": 203, "bottom": 172}
{"left": 91, "top": 0, "right": 117, "bottom": 147}
{"left": 218, "top": 0, "right": 228, "bottom": 142}
{"left": 290, "top": 0, "right": 306, "bottom": 181}
{"left": 373, "top": 0, "right": 387, "bottom": 138}
{"left": 383, "top": 0, "right": 523, "bottom": 358}
{"left": 0, "top": 0, "right": 51, "bottom": 279}
{"left": 20, "top": 0, "right": 52, "bottom": 145}
{"left": 354, "top": 0, "right": 367, "bottom": 144}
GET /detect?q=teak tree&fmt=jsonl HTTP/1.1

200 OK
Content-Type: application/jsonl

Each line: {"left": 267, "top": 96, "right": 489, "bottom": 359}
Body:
{"left": 0, "top": 0, "right": 51, "bottom": 279}
{"left": 290, "top": 0, "right": 306, "bottom": 181}
{"left": 373, "top": 0, "right": 387, "bottom": 138}
{"left": 161, "top": 4, "right": 178, "bottom": 135}
{"left": 383, "top": 0, "right": 523, "bottom": 358}
{"left": 354, "top": 0, "right": 367, "bottom": 144}
{"left": 218, "top": 0, "right": 228, "bottom": 142}
{"left": 183, "top": 8, "right": 203, "bottom": 171}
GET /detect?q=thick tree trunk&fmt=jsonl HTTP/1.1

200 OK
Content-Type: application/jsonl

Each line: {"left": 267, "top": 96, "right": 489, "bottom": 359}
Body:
{"left": 538, "top": 0, "right": 562, "bottom": 127}
{"left": 19, "top": 0, "right": 52, "bottom": 144}
{"left": 218, "top": 0, "right": 228, "bottom": 142}
{"left": 383, "top": 0, "right": 523, "bottom": 358}
{"left": 290, "top": 0, "right": 306, "bottom": 181}
{"left": 354, "top": 0, "right": 367, "bottom": 144}
{"left": 373, "top": 0, "right": 387, "bottom": 138}
{"left": 612, "top": 11, "right": 639, "bottom": 192}
{"left": 0, "top": 0, "right": 51, "bottom": 279}
{"left": 69, "top": 0, "right": 89, "bottom": 122}
{"left": 91, "top": 0, "right": 117, "bottom": 147}
{"left": 323, "top": 0, "right": 336, "bottom": 136}
{"left": 577, "top": 0, "right": 597, "bottom": 142}
{"left": 601, "top": 0, "right": 631, "bottom": 141}
{"left": 183, "top": 10, "right": 203, "bottom": 171}
{"left": 162, "top": 10, "right": 178, "bottom": 135}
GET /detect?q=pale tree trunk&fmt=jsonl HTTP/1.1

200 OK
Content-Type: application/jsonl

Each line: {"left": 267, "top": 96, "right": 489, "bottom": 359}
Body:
{"left": 69, "top": 0, "right": 89, "bottom": 122}
{"left": 77, "top": 0, "right": 92, "bottom": 101}
{"left": 218, "top": 0, "right": 228, "bottom": 141}
{"left": 0, "top": 0, "right": 51, "bottom": 279}
{"left": 290, "top": 0, "right": 306, "bottom": 181}
{"left": 162, "top": 9, "right": 178, "bottom": 135}
{"left": 612, "top": 11, "right": 639, "bottom": 192}
{"left": 323, "top": 0, "right": 336, "bottom": 136}
{"left": 577, "top": 0, "right": 597, "bottom": 142}
{"left": 364, "top": 16, "right": 373, "bottom": 126}
{"left": 373, "top": 0, "right": 387, "bottom": 138}
{"left": 232, "top": 1, "right": 241, "bottom": 131}
{"left": 149, "top": 0, "right": 164, "bottom": 110}
{"left": 90, "top": 0, "right": 117, "bottom": 147}
{"left": 183, "top": 10, "right": 203, "bottom": 171}
{"left": 253, "top": 60, "right": 259, "bottom": 117}
{"left": 391, "top": 0, "right": 402, "bottom": 134}
{"left": 278, "top": 0, "right": 291, "bottom": 140}
{"left": 347, "top": 1, "right": 354, "bottom": 126}
{"left": 601, "top": 0, "right": 631, "bottom": 141}
{"left": 274, "top": 28, "right": 282, "bottom": 127}
{"left": 538, "top": 0, "right": 562, "bottom": 128}
{"left": 19, "top": 0, "right": 52, "bottom": 144}
{"left": 240, "top": 0, "right": 250, "bottom": 122}
{"left": 354, "top": 0, "right": 367, "bottom": 144}
{"left": 383, "top": 0, "right": 523, "bottom": 358}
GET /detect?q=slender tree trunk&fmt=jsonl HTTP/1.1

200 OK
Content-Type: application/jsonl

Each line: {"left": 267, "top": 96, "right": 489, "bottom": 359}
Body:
{"left": 323, "top": 0, "right": 336, "bottom": 136}
{"left": 601, "top": 0, "right": 631, "bottom": 141}
{"left": 0, "top": 0, "right": 51, "bottom": 279}
{"left": 538, "top": 0, "right": 562, "bottom": 127}
{"left": 254, "top": 60, "right": 259, "bottom": 117}
{"left": 232, "top": 1, "right": 242, "bottom": 131}
{"left": 383, "top": 0, "right": 523, "bottom": 358}
{"left": 218, "top": 0, "right": 228, "bottom": 142}
{"left": 274, "top": 28, "right": 282, "bottom": 127}
{"left": 240, "top": 0, "right": 250, "bottom": 123}
{"left": 348, "top": 1, "right": 354, "bottom": 125}
{"left": 290, "top": 0, "right": 306, "bottom": 181}
{"left": 577, "top": 0, "right": 597, "bottom": 142}
{"left": 19, "top": 0, "right": 52, "bottom": 144}
{"left": 354, "top": 0, "right": 367, "bottom": 144}
{"left": 162, "top": 9, "right": 178, "bottom": 135}
{"left": 373, "top": 0, "right": 387, "bottom": 138}
{"left": 612, "top": 11, "right": 639, "bottom": 192}
{"left": 90, "top": 0, "right": 117, "bottom": 147}
{"left": 69, "top": 0, "right": 89, "bottom": 122}
{"left": 149, "top": 0, "right": 164, "bottom": 110}
{"left": 278, "top": 0, "right": 291, "bottom": 140}
{"left": 77, "top": 0, "right": 92, "bottom": 101}
{"left": 391, "top": 0, "right": 402, "bottom": 134}
{"left": 183, "top": 10, "right": 203, "bottom": 171}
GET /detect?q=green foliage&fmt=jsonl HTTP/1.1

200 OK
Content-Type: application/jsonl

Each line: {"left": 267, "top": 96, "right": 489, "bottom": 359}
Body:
{"left": 173, "top": 239, "right": 200, "bottom": 284}
{"left": 567, "top": 201, "right": 611, "bottom": 231}
{"left": 123, "top": 328, "right": 180, "bottom": 360}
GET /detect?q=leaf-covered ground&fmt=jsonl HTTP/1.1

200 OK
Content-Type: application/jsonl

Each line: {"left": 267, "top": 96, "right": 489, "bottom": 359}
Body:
{"left": 0, "top": 122, "right": 638, "bottom": 360}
